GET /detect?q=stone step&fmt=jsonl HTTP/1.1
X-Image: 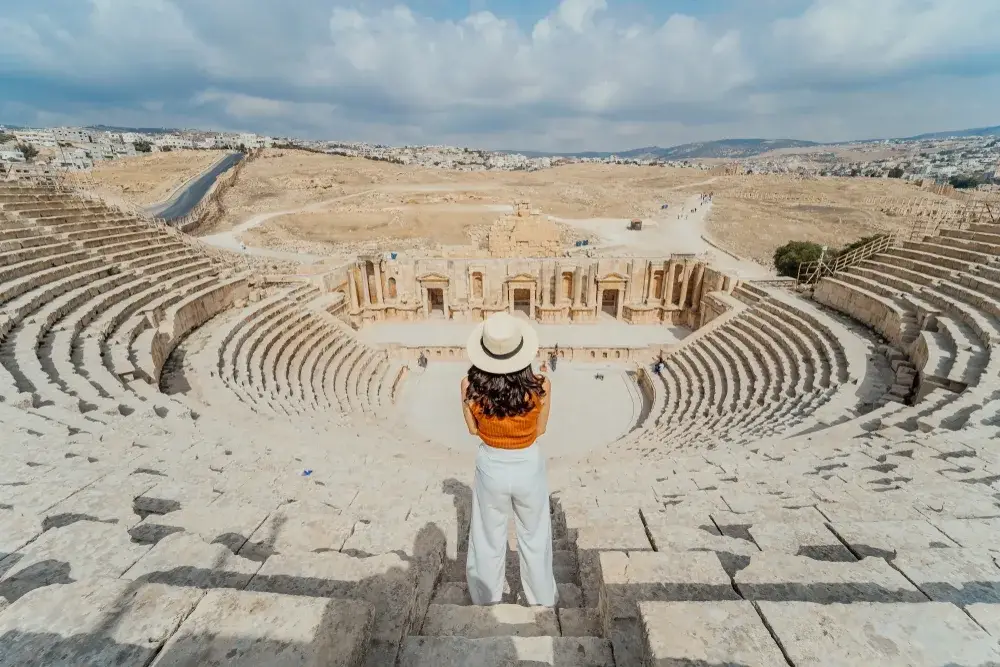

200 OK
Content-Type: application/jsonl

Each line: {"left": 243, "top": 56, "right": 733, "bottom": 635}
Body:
{"left": 420, "top": 603, "right": 559, "bottom": 638}
{"left": 398, "top": 636, "right": 614, "bottom": 667}
{"left": 0, "top": 579, "right": 373, "bottom": 667}
{"left": 431, "top": 581, "right": 584, "bottom": 608}
{"left": 733, "top": 553, "right": 927, "bottom": 604}
{"left": 442, "top": 550, "right": 578, "bottom": 583}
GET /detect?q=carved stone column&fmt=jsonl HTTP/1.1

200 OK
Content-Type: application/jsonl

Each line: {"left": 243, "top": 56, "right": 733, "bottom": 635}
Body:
{"left": 664, "top": 260, "right": 676, "bottom": 306}
{"left": 678, "top": 262, "right": 691, "bottom": 309}
{"left": 348, "top": 268, "right": 360, "bottom": 310}
{"left": 373, "top": 261, "right": 385, "bottom": 304}
{"left": 540, "top": 264, "right": 549, "bottom": 307}
{"left": 361, "top": 267, "right": 372, "bottom": 306}
{"left": 573, "top": 266, "right": 583, "bottom": 308}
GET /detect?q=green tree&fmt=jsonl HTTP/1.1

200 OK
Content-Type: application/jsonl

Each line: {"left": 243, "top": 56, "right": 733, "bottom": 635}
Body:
{"left": 773, "top": 241, "right": 825, "bottom": 278}
{"left": 0, "top": 132, "right": 15, "bottom": 144}
{"left": 949, "top": 174, "right": 983, "bottom": 189}
{"left": 887, "top": 166, "right": 904, "bottom": 178}
{"left": 16, "top": 142, "right": 39, "bottom": 162}
{"left": 133, "top": 140, "right": 152, "bottom": 153}
{"left": 160, "top": 145, "right": 173, "bottom": 152}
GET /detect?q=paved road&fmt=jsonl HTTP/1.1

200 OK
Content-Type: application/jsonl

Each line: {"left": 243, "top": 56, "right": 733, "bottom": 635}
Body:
{"left": 149, "top": 152, "right": 243, "bottom": 221}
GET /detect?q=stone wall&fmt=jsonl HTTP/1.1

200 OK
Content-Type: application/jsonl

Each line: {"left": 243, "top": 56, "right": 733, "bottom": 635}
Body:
{"left": 323, "top": 255, "right": 736, "bottom": 327}
{"left": 389, "top": 344, "right": 645, "bottom": 364}
{"left": 142, "top": 276, "right": 249, "bottom": 384}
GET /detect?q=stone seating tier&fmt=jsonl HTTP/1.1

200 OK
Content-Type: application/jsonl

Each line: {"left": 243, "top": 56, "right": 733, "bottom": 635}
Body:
{"left": 4, "top": 182, "right": 1000, "bottom": 663}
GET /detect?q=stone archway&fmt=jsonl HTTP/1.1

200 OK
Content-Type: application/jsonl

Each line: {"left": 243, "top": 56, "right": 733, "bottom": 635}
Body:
{"left": 505, "top": 273, "right": 537, "bottom": 319}
{"left": 601, "top": 289, "right": 619, "bottom": 317}
{"left": 513, "top": 288, "right": 531, "bottom": 316}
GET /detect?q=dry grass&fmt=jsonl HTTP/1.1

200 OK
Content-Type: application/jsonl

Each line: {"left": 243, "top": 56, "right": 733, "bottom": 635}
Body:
{"left": 205, "top": 149, "right": 714, "bottom": 249}
{"left": 100, "top": 147, "right": 966, "bottom": 268}
{"left": 705, "top": 174, "right": 959, "bottom": 263}
{"left": 69, "top": 150, "right": 227, "bottom": 206}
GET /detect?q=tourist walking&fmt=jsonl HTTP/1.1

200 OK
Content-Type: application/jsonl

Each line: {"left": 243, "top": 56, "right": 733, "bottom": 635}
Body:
{"left": 461, "top": 312, "right": 557, "bottom": 607}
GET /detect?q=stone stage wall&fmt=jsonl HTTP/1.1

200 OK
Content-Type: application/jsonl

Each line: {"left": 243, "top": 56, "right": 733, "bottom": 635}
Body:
{"left": 316, "top": 256, "right": 739, "bottom": 330}
{"left": 387, "top": 344, "right": 647, "bottom": 365}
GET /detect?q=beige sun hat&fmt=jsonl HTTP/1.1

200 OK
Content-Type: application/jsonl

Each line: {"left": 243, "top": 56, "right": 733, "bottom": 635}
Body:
{"left": 466, "top": 312, "right": 540, "bottom": 375}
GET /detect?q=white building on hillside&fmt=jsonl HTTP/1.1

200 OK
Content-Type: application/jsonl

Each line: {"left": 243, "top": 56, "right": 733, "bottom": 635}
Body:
{"left": 155, "top": 135, "right": 194, "bottom": 150}
{"left": 0, "top": 146, "right": 25, "bottom": 162}
{"left": 12, "top": 129, "right": 56, "bottom": 147}
{"left": 52, "top": 127, "right": 92, "bottom": 143}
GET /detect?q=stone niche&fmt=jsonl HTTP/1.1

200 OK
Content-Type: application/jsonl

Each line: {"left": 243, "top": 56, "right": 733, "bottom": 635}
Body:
{"left": 325, "top": 256, "right": 738, "bottom": 328}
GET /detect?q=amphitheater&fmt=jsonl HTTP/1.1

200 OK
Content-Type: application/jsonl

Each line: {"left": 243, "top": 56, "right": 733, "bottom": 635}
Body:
{"left": 3, "top": 177, "right": 1000, "bottom": 667}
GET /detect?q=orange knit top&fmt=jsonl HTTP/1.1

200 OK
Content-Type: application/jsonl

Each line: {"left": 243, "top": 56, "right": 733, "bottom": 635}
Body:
{"left": 470, "top": 395, "right": 542, "bottom": 450}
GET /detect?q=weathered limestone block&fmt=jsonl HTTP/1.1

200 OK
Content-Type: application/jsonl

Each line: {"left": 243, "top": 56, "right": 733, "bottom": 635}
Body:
{"left": 0, "top": 510, "right": 42, "bottom": 562}
{"left": 574, "top": 515, "right": 651, "bottom": 551}
{"left": 934, "top": 517, "right": 1000, "bottom": 548}
{"left": 638, "top": 601, "right": 787, "bottom": 666}
{"left": 133, "top": 478, "right": 224, "bottom": 515}
{"left": 420, "top": 603, "right": 559, "bottom": 638}
{"left": 966, "top": 603, "right": 1000, "bottom": 637}
{"left": 558, "top": 607, "right": 602, "bottom": 637}
{"left": 122, "top": 533, "right": 261, "bottom": 589}
{"left": 151, "top": 589, "right": 373, "bottom": 667}
{"left": 734, "top": 553, "right": 924, "bottom": 603}
{"left": 712, "top": 506, "right": 829, "bottom": 541}
{"left": 0, "top": 522, "right": 150, "bottom": 603}
{"left": 893, "top": 548, "right": 1000, "bottom": 605}
{"left": 598, "top": 550, "right": 737, "bottom": 626}
{"left": 239, "top": 506, "right": 356, "bottom": 560}
{"left": 397, "top": 636, "right": 614, "bottom": 667}
{"left": 757, "top": 601, "right": 1000, "bottom": 666}
{"left": 642, "top": 517, "right": 760, "bottom": 575}
{"left": 830, "top": 519, "right": 958, "bottom": 558}
{"left": 748, "top": 521, "right": 855, "bottom": 562}
{"left": 129, "top": 502, "right": 269, "bottom": 553}
{"left": 0, "top": 578, "right": 204, "bottom": 667}
{"left": 0, "top": 480, "right": 90, "bottom": 516}
{"left": 248, "top": 550, "right": 418, "bottom": 667}
{"left": 42, "top": 479, "right": 158, "bottom": 531}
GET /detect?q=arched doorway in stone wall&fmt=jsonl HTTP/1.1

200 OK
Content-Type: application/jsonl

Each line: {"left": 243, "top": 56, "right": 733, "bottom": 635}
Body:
{"left": 513, "top": 288, "right": 531, "bottom": 316}
{"left": 427, "top": 288, "right": 445, "bottom": 317}
{"left": 601, "top": 289, "right": 619, "bottom": 317}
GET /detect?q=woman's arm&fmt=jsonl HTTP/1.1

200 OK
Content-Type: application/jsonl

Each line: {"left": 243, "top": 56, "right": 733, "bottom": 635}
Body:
{"left": 460, "top": 377, "right": 479, "bottom": 436}
{"left": 536, "top": 376, "right": 552, "bottom": 436}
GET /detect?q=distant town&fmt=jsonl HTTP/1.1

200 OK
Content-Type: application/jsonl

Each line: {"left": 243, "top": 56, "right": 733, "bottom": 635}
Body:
{"left": 1, "top": 123, "right": 997, "bottom": 190}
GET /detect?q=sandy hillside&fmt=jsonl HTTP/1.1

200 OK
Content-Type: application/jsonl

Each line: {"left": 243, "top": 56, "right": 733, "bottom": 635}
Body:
{"left": 69, "top": 150, "right": 227, "bottom": 207}
{"left": 704, "top": 173, "right": 963, "bottom": 264}
{"left": 204, "top": 149, "right": 713, "bottom": 249}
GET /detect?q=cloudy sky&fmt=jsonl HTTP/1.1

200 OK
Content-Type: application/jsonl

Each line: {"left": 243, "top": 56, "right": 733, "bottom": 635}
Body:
{"left": 2, "top": 0, "right": 999, "bottom": 151}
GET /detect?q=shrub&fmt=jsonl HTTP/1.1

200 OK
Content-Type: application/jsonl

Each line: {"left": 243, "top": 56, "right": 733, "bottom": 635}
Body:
{"left": 16, "top": 143, "right": 39, "bottom": 161}
{"left": 773, "top": 241, "right": 825, "bottom": 278}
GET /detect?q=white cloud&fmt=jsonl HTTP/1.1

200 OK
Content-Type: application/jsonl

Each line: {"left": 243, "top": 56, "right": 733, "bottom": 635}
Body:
{"left": 1, "top": 0, "right": 998, "bottom": 150}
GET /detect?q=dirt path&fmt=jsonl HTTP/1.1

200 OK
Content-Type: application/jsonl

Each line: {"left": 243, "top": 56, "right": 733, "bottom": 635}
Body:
{"left": 552, "top": 192, "right": 771, "bottom": 278}
{"left": 198, "top": 189, "right": 375, "bottom": 263}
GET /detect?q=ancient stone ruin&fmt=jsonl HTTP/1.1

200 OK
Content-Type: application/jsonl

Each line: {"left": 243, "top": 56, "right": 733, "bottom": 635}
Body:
{"left": 3, "top": 180, "right": 1000, "bottom": 665}
{"left": 486, "top": 200, "right": 562, "bottom": 257}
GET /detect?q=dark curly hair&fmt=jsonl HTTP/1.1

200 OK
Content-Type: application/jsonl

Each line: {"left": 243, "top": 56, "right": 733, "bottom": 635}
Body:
{"left": 465, "top": 365, "right": 545, "bottom": 419}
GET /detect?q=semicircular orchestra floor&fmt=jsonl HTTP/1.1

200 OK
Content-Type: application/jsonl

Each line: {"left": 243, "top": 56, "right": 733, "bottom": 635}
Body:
{"left": 396, "top": 361, "right": 644, "bottom": 458}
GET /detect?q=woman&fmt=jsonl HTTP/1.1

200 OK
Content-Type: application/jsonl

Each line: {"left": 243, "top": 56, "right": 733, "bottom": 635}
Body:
{"left": 461, "top": 312, "right": 556, "bottom": 607}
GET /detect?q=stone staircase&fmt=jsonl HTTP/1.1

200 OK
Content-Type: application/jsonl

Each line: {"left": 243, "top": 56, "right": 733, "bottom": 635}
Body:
{"left": 399, "top": 507, "right": 614, "bottom": 666}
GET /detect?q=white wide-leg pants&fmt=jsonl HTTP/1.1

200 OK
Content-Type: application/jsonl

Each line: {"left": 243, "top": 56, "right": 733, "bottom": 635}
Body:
{"left": 466, "top": 442, "right": 557, "bottom": 606}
